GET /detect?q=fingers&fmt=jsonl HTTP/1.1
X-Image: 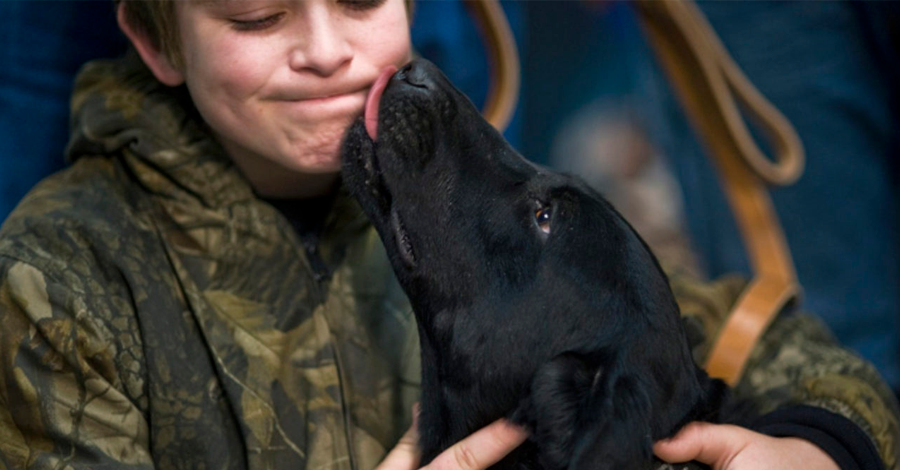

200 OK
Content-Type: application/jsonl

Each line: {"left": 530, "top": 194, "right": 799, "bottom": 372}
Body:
{"left": 653, "top": 422, "right": 750, "bottom": 469}
{"left": 377, "top": 406, "right": 422, "bottom": 470}
{"left": 423, "top": 419, "right": 529, "bottom": 470}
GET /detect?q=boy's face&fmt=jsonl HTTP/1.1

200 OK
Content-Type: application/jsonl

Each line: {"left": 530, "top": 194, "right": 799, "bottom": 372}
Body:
{"left": 173, "top": 0, "right": 411, "bottom": 196}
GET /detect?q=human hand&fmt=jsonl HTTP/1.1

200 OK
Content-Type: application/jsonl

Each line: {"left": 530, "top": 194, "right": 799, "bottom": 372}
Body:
{"left": 377, "top": 408, "right": 529, "bottom": 470}
{"left": 653, "top": 422, "right": 840, "bottom": 470}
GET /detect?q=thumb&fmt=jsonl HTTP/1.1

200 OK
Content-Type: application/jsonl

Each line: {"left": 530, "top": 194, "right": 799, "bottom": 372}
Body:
{"left": 653, "top": 422, "right": 749, "bottom": 469}
{"left": 377, "top": 405, "right": 422, "bottom": 470}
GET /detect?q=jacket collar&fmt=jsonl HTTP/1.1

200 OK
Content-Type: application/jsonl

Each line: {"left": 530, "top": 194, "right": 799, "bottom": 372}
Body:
{"left": 66, "top": 51, "right": 256, "bottom": 209}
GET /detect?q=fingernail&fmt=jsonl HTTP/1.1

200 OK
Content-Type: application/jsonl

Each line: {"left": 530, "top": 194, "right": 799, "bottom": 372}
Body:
{"left": 412, "top": 403, "right": 421, "bottom": 426}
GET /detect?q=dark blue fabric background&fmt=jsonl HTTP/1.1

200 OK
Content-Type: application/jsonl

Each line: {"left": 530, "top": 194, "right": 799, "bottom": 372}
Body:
{"left": 0, "top": 1, "right": 128, "bottom": 218}
{"left": 644, "top": 2, "right": 900, "bottom": 389}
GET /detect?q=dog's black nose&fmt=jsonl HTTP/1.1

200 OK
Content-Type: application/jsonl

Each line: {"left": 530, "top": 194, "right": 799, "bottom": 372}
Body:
{"left": 395, "top": 62, "right": 412, "bottom": 81}
{"left": 394, "top": 60, "right": 434, "bottom": 90}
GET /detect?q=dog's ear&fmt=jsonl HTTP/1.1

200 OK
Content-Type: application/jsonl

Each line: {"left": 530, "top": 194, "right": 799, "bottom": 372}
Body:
{"left": 510, "top": 353, "right": 597, "bottom": 469}
{"left": 511, "top": 352, "right": 655, "bottom": 470}
{"left": 689, "top": 370, "right": 729, "bottom": 422}
{"left": 691, "top": 370, "right": 754, "bottom": 426}
{"left": 566, "top": 375, "right": 655, "bottom": 470}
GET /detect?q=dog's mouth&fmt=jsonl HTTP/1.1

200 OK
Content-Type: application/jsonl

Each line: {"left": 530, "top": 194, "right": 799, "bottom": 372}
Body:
{"left": 350, "top": 65, "right": 418, "bottom": 270}
{"left": 390, "top": 209, "right": 416, "bottom": 269}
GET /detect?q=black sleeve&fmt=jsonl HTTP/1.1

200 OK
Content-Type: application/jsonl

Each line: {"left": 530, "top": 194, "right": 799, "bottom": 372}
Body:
{"left": 750, "top": 405, "right": 885, "bottom": 470}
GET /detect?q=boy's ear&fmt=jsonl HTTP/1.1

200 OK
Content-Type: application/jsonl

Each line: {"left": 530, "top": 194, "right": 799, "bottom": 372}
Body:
{"left": 116, "top": 2, "right": 185, "bottom": 86}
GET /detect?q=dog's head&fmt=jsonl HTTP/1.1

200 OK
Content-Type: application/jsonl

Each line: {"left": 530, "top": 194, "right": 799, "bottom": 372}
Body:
{"left": 341, "top": 59, "right": 724, "bottom": 468}
{"left": 343, "top": 60, "right": 677, "bottom": 338}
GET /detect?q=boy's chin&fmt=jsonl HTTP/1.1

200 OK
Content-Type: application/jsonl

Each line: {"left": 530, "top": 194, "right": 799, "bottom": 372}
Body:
{"left": 273, "top": 137, "right": 344, "bottom": 174}
{"left": 284, "top": 153, "right": 343, "bottom": 175}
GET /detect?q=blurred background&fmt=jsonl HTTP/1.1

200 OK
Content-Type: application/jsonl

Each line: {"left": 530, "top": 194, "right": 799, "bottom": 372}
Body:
{"left": 1, "top": 1, "right": 897, "bottom": 394}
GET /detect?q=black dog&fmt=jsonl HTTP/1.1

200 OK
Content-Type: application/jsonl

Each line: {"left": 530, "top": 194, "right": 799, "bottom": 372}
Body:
{"left": 341, "top": 59, "right": 727, "bottom": 470}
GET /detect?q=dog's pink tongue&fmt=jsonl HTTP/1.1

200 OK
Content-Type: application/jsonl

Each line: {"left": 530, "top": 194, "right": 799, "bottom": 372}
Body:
{"left": 365, "top": 65, "right": 398, "bottom": 141}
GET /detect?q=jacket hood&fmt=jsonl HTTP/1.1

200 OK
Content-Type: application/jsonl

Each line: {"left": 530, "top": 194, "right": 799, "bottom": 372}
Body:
{"left": 66, "top": 52, "right": 255, "bottom": 209}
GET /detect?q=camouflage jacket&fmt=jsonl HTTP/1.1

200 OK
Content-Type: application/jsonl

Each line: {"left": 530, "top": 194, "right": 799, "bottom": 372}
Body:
{"left": 0, "top": 55, "right": 898, "bottom": 470}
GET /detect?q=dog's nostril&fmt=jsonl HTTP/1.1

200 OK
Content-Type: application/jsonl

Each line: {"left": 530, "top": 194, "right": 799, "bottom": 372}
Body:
{"left": 395, "top": 63, "right": 412, "bottom": 82}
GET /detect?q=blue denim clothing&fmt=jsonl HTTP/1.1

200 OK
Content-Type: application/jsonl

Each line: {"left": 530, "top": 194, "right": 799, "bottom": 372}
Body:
{"left": 519, "top": 1, "right": 900, "bottom": 390}
{"left": 641, "top": 1, "right": 900, "bottom": 388}
{"left": 0, "top": 1, "right": 127, "bottom": 220}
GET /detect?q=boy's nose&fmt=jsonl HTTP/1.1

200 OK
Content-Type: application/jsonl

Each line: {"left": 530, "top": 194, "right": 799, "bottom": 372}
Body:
{"left": 289, "top": 11, "right": 352, "bottom": 76}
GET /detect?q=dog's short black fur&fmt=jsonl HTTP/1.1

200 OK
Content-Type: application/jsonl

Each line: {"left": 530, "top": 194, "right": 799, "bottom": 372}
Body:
{"left": 341, "top": 60, "right": 728, "bottom": 470}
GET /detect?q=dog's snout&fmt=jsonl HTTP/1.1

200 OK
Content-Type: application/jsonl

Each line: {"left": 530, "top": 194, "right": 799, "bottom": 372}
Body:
{"left": 394, "top": 61, "right": 433, "bottom": 90}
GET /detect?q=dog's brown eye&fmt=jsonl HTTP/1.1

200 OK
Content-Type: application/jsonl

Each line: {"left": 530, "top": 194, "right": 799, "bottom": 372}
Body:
{"left": 535, "top": 207, "right": 552, "bottom": 234}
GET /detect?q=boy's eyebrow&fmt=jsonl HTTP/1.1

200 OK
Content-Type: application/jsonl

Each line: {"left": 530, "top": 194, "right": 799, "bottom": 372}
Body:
{"left": 194, "top": 0, "right": 244, "bottom": 9}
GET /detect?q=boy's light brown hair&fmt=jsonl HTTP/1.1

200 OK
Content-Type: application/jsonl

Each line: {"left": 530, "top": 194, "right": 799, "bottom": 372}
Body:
{"left": 117, "top": 1, "right": 181, "bottom": 67}
{"left": 117, "top": 0, "right": 414, "bottom": 70}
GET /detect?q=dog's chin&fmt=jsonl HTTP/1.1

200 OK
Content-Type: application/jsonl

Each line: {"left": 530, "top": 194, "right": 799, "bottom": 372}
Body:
{"left": 342, "top": 119, "right": 418, "bottom": 271}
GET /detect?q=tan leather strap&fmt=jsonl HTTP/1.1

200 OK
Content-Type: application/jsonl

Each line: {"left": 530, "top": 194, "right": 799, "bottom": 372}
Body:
{"left": 463, "top": 0, "right": 521, "bottom": 133}
{"left": 634, "top": 0, "right": 803, "bottom": 385}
